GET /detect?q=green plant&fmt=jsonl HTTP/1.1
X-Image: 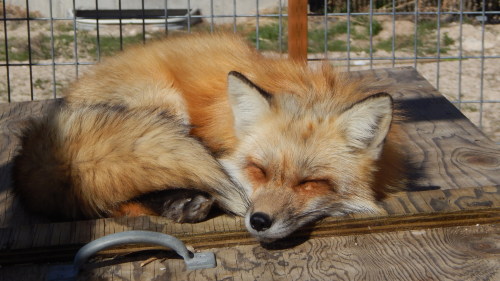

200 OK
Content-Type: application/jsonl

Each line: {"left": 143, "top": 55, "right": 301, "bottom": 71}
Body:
{"left": 374, "top": 19, "right": 454, "bottom": 56}
{"left": 371, "top": 19, "right": 383, "bottom": 36}
{"left": 462, "top": 105, "right": 478, "bottom": 112}
{"left": 329, "top": 21, "right": 349, "bottom": 35}
{"left": 248, "top": 22, "right": 286, "bottom": 52}
{"left": 443, "top": 32, "right": 454, "bottom": 46}
{"left": 95, "top": 34, "right": 140, "bottom": 56}
{"left": 0, "top": 36, "right": 31, "bottom": 61}
{"left": 345, "top": 16, "right": 383, "bottom": 40}
{"left": 55, "top": 22, "right": 74, "bottom": 32}
{"left": 308, "top": 27, "right": 326, "bottom": 53}
{"left": 375, "top": 34, "right": 420, "bottom": 53}
{"left": 375, "top": 38, "right": 394, "bottom": 52}
{"left": 417, "top": 20, "right": 438, "bottom": 34}
{"left": 329, "top": 39, "right": 348, "bottom": 52}
{"left": 34, "top": 78, "right": 49, "bottom": 90}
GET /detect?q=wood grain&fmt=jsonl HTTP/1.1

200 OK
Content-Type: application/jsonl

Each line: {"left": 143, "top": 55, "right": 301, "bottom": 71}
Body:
{"left": 0, "top": 67, "right": 499, "bottom": 279}
{"left": 0, "top": 186, "right": 497, "bottom": 265}
{"left": 94, "top": 224, "right": 500, "bottom": 281}
{"left": 348, "top": 67, "right": 500, "bottom": 190}
{"left": 0, "top": 224, "right": 497, "bottom": 281}
{"left": 0, "top": 99, "right": 61, "bottom": 227}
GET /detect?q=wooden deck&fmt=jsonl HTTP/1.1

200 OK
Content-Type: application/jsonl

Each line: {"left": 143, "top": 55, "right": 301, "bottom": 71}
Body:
{"left": 0, "top": 67, "right": 498, "bottom": 280}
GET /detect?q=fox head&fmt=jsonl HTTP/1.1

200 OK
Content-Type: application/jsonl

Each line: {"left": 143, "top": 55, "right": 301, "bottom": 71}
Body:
{"left": 221, "top": 71, "right": 394, "bottom": 242}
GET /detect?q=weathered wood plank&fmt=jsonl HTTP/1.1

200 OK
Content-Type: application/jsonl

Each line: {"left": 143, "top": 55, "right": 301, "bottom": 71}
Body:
{"left": 0, "top": 67, "right": 498, "bottom": 277}
{"left": 0, "top": 99, "right": 61, "bottom": 227}
{"left": 99, "top": 224, "right": 499, "bottom": 281}
{"left": 0, "top": 186, "right": 498, "bottom": 265}
{"left": 0, "top": 224, "right": 497, "bottom": 281}
{"left": 349, "top": 67, "right": 500, "bottom": 190}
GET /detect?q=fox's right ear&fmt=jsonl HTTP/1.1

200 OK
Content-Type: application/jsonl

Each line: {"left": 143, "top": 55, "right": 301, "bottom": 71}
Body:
{"left": 227, "top": 71, "right": 272, "bottom": 137}
{"left": 337, "top": 92, "right": 393, "bottom": 159}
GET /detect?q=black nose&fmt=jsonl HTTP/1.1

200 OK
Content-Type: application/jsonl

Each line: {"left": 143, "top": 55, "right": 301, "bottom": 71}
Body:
{"left": 250, "top": 212, "right": 272, "bottom": 232}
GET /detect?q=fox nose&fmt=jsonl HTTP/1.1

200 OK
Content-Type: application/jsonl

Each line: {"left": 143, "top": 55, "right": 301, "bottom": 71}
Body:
{"left": 250, "top": 212, "right": 272, "bottom": 232}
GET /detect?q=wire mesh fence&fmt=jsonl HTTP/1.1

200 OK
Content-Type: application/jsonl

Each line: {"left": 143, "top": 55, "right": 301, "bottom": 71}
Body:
{"left": 0, "top": 0, "right": 499, "bottom": 142}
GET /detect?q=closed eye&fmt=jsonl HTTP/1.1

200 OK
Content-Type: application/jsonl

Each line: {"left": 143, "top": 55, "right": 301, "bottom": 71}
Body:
{"left": 298, "top": 179, "right": 334, "bottom": 191}
{"left": 299, "top": 179, "right": 329, "bottom": 185}
{"left": 246, "top": 162, "right": 267, "bottom": 182}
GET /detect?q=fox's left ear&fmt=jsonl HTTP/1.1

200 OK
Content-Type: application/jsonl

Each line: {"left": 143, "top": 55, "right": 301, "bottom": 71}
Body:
{"left": 337, "top": 92, "right": 393, "bottom": 159}
{"left": 227, "top": 71, "right": 272, "bottom": 137}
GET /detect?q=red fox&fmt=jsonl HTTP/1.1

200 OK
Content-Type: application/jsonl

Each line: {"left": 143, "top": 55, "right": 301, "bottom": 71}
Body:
{"left": 13, "top": 33, "right": 406, "bottom": 242}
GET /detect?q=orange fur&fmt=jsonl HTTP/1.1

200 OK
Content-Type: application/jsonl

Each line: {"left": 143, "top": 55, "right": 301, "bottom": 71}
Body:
{"left": 13, "top": 33, "right": 406, "bottom": 241}
{"left": 111, "top": 202, "right": 157, "bottom": 217}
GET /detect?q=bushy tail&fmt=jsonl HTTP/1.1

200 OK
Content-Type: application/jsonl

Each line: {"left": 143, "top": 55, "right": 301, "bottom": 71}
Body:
{"left": 12, "top": 104, "right": 249, "bottom": 220}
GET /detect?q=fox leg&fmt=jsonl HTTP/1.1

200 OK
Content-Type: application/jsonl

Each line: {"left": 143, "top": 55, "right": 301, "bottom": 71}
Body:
{"left": 159, "top": 191, "right": 214, "bottom": 223}
{"left": 125, "top": 189, "right": 215, "bottom": 223}
{"left": 13, "top": 104, "right": 249, "bottom": 220}
{"left": 111, "top": 191, "right": 214, "bottom": 223}
{"left": 111, "top": 201, "right": 158, "bottom": 217}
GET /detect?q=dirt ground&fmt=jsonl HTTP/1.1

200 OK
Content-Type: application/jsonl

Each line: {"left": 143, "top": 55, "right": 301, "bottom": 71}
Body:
{"left": 0, "top": 18, "right": 499, "bottom": 142}
{"left": 312, "top": 18, "right": 500, "bottom": 143}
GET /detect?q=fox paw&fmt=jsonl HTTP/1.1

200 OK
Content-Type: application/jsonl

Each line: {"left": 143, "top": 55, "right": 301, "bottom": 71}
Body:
{"left": 159, "top": 190, "right": 214, "bottom": 223}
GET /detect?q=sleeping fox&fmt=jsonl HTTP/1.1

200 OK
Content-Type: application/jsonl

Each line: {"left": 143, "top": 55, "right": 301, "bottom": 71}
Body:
{"left": 12, "top": 33, "right": 406, "bottom": 242}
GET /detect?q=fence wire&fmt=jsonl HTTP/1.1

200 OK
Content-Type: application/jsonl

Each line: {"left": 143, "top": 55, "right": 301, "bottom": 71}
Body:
{"left": 0, "top": 0, "right": 499, "bottom": 142}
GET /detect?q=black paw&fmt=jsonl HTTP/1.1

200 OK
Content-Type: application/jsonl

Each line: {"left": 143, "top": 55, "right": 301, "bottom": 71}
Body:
{"left": 137, "top": 189, "right": 214, "bottom": 223}
{"left": 160, "top": 191, "right": 214, "bottom": 223}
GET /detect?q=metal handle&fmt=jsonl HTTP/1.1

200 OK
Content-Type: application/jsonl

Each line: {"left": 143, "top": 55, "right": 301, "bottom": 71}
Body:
{"left": 73, "top": 230, "right": 216, "bottom": 272}
{"left": 47, "top": 230, "right": 216, "bottom": 280}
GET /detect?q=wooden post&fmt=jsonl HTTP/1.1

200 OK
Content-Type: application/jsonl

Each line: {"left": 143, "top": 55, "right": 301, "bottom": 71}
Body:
{"left": 288, "top": 0, "right": 308, "bottom": 62}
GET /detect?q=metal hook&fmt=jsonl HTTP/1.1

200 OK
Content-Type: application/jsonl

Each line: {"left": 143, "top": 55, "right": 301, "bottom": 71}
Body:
{"left": 47, "top": 230, "right": 216, "bottom": 281}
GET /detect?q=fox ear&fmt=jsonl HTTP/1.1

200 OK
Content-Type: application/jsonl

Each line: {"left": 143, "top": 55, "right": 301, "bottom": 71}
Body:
{"left": 227, "top": 71, "right": 272, "bottom": 136}
{"left": 338, "top": 93, "right": 393, "bottom": 159}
